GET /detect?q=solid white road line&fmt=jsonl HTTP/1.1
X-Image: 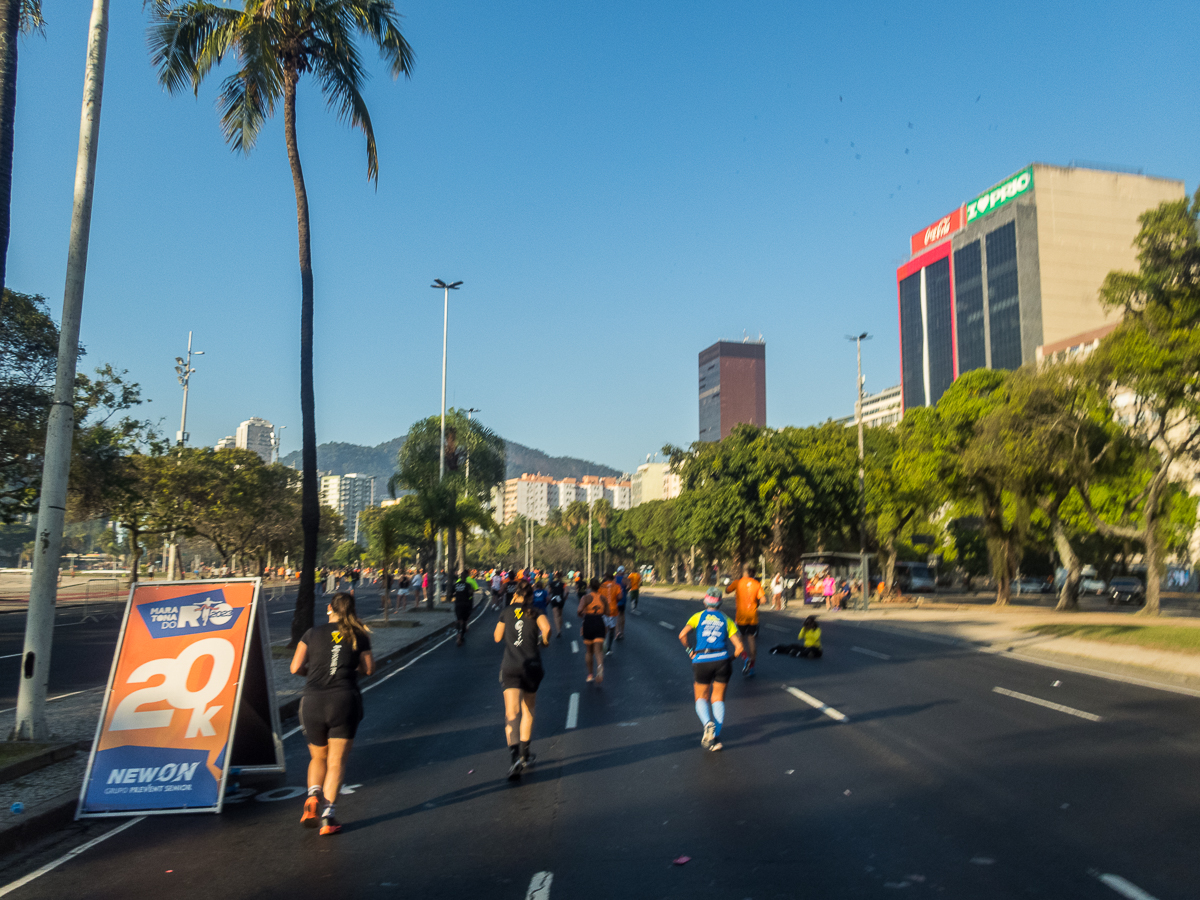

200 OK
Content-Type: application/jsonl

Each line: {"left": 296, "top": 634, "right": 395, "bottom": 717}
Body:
{"left": 565, "top": 693, "right": 579, "bottom": 730}
{"left": 525, "top": 870, "right": 553, "bottom": 900}
{"left": 0, "top": 653, "right": 21, "bottom": 659}
{"left": 0, "top": 815, "right": 146, "bottom": 898}
{"left": 281, "top": 604, "right": 492, "bottom": 740}
{"left": 851, "top": 646, "right": 891, "bottom": 660}
{"left": 1097, "top": 873, "right": 1160, "bottom": 900}
{"left": 571, "top": 641, "right": 579, "bottom": 654}
{"left": 658, "top": 621, "right": 674, "bottom": 630}
{"left": 785, "top": 686, "right": 849, "bottom": 723}
{"left": 992, "top": 687, "right": 1102, "bottom": 722}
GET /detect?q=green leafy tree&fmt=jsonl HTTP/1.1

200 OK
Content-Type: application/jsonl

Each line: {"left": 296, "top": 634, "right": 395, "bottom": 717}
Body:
{"left": 1076, "top": 192, "right": 1200, "bottom": 614}
{"left": 149, "top": 0, "right": 415, "bottom": 644}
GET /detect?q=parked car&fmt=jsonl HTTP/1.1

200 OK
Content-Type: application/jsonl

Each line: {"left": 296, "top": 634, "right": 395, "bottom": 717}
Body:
{"left": 895, "top": 562, "right": 937, "bottom": 593}
{"left": 1080, "top": 576, "right": 1108, "bottom": 594}
{"left": 1014, "top": 575, "right": 1051, "bottom": 594}
{"left": 1108, "top": 576, "right": 1145, "bottom": 606}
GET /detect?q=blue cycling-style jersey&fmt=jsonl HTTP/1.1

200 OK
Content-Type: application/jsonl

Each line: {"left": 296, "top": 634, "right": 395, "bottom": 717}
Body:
{"left": 532, "top": 588, "right": 549, "bottom": 611}
{"left": 686, "top": 609, "right": 738, "bottom": 663}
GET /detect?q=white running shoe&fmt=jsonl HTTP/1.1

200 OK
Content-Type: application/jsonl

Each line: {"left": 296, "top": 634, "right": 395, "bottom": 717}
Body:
{"left": 701, "top": 721, "right": 716, "bottom": 749}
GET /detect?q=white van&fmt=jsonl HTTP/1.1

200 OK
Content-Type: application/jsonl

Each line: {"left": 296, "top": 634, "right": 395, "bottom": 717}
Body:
{"left": 895, "top": 561, "right": 937, "bottom": 593}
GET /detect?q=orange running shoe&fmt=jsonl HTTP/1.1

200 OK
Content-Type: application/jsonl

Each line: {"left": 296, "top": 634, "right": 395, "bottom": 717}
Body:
{"left": 300, "top": 794, "right": 321, "bottom": 828}
{"left": 319, "top": 815, "right": 342, "bottom": 836}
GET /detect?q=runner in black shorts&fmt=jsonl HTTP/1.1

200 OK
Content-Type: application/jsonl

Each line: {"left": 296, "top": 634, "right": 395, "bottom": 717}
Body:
{"left": 548, "top": 571, "right": 567, "bottom": 638}
{"left": 494, "top": 582, "right": 550, "bottom": 780}
{"left": 577, "top": 577, "right": 607, "bottom": 684}
{"left": 678, "top": 589, "right": 744, "bottom": 751}
{"left": 291, "top": 592, "right": 374, "bottom": 835}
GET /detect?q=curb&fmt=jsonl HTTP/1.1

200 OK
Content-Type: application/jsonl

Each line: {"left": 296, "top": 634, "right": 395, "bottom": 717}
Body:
{"left": 0, "top": 789, "right": 79, "bottom": 857}
{"left": 0, "top": 742, "right": 87, "bottom": 786}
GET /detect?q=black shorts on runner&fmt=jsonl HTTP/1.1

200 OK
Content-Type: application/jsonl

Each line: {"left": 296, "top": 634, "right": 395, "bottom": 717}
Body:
{"left": 500, "top": 660, "right": 545, "bottom": 692}
{"left": 455, "top": 603, "right": 472, "bottom": 621}
{"left": 692, "top": 659, "right": 733, "bottom": 685}
{"left": 630, "top": 589, "right": 639, "bottom": 601}
{"left": 739, "top": 623, "right": 759, "bottom": 637}
{"left": 549, "top": 597, "right": 565, "bottom": 609}
{"left": 300, "top": 689, "right": 363, "bottom": 745}
{"left": 581, "top": 616, "right": 606, "bottom": 641}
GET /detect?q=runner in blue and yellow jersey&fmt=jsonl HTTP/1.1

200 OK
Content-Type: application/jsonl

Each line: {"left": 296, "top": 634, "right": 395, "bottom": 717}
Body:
{"left": 678, "top": 588, "right": 745, "bottom": 751}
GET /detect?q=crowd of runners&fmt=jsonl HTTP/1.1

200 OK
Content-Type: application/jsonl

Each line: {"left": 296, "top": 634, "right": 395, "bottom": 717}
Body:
{"left": 291, "top": 561, "right": 820, "bottom": 834}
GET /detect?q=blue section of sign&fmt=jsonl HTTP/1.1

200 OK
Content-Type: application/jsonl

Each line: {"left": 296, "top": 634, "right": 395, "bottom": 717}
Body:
{"left": 136, "top": 589, "right": 242, "bottom": 639}
{"left": 83, "top": 746, "right": 218, "bottom": 812}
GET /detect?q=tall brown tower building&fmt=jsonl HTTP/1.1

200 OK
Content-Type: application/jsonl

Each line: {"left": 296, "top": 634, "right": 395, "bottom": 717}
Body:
{"left": 698, "top": 340, "right": 766, "bottom": 442}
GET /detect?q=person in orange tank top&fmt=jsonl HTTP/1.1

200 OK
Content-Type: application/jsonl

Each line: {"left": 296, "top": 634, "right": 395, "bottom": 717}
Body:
{"left": 724, "top": 564, "right": 765, "bottom": 676}
{"left": 598, "top": 572, "right": 621, "bottom": 655}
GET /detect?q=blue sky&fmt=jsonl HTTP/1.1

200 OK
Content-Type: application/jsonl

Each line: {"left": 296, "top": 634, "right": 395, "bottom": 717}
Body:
{"left": 9, "top": 1, "right": 1198, "bottom": 472}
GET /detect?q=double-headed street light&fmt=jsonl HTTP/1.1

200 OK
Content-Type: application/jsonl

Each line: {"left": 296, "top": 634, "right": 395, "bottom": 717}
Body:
{"left": 174, "top": 331, "right": 204, "bottom": 446}
{"left": 846, "top": 331, "right": 871, "bottom": 610}
{"left": 432, "top": 279, "right": 462, "bottom": 599}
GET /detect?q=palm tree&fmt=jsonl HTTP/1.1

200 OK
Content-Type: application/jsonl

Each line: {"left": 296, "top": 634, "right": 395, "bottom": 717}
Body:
{"left": 0, "top": 0, "right": 44, "bottom": 304}
{"left": 148, "top": 1, "right": 414, "bottom": 644}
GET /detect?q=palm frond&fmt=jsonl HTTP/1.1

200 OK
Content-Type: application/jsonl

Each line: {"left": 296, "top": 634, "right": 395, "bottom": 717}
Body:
{"left": 310, "top": 35, "right": 378, "bottom": 180}
{"left": 147, "top": 2, "right": 241, "bottom": 96}
{"left": 18, "top": 0, "right": 44, "bottom": 36}
{"left": 342, "top": 0, "right": 414, "bottom": 79}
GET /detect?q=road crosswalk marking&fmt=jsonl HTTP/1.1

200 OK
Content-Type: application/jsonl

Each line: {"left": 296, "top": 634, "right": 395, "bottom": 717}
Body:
{"left": 785, "top": 686, "right": 849, "bottom": 722}
{"left": 993, "top": 686, "right": 1101, "bottom": 722}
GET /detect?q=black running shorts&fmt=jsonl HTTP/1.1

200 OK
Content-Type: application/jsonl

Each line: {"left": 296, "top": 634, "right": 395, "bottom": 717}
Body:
{"left": 738, "top": 622, "right": 759, "bottom": 637}
{"left": 300, "top": 689, "right": 363, "bottom": 746}
{"left": 581, "top": 615, "right": 606, "bottom": 641}
{"left": 549, "top": 597, "right": 565, "bottom": 609}
{"left": 692, "top": 658, "right": 733, "bottom": 685}
{"left": 500, "top": 660, "right": 545, "bottom": 693}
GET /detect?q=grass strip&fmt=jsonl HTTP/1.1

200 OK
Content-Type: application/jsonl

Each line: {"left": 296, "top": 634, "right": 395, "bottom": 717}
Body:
{"left": 1026, "top": 623, "right": 1200, "bottom": 655}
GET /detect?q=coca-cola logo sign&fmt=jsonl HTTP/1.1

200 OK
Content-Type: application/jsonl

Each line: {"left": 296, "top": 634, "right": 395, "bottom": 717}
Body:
{"left": 910, "top": 207, "right": 964, "bottom": 255}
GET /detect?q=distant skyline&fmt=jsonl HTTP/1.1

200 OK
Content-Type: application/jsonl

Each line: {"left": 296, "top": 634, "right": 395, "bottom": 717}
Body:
{"left": 9, "top": 1, "right": 1198, "bottom": 473}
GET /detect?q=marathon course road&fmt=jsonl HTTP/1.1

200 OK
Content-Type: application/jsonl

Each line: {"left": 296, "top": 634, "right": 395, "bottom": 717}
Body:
{"left": 0, "top": 591, "right": 1196, "bottom": 899}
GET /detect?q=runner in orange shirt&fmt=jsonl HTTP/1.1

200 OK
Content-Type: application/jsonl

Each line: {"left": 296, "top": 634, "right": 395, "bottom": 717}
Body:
{"left": 627, "top": 569, "right": 642, "bottom": 611}
{"left": 598, "top": 571, "right": 621, "bottom": 655}
{"left": 724, "top": 564, "right": 766, "bottom": 676}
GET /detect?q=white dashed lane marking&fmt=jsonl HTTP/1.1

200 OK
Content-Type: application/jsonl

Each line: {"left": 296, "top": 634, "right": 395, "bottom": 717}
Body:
{"left": 1096, "top": 872, "right": 1160, "bottom": 900}
{"left": 993, "top": 687, "right": 1102, "bottom": 722}
{"left": 525, "top": 871, "right": 553, "bottom": 899}
{"left": 658, "top": 621, "right": 674, "bottom": 630}
{"left": 571, "top": 641, "right": 579, "bottom": 654}
{"left": 565, "top": 693, "right": 579, "bottom": 730}
{"left": 851, "top": 646, "right": 891, "bottom": 660}
{"left": 785, "top": 686, "right": 849, "bottom": 722}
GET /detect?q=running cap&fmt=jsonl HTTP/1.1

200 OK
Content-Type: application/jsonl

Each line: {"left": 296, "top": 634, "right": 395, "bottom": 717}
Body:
{"left": 703, "top": 587, "right": 722, "bottom": 607}
{"left": 617, "top": 565, "right": 625, "bottom": 573}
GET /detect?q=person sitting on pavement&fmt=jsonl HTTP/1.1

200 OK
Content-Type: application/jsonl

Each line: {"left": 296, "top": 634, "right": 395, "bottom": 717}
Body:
{"left": 798, "top": 616, "right": 823, "bottom": 658}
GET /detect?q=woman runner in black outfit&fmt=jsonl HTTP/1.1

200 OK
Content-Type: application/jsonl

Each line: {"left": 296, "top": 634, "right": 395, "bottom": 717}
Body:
{"left": 493, "top": 581, "right": 550, "bottom": 780}
{"left": 290, "top": 592, "right": 374, "bottom": 835}
{"left": 548, "top": 571, "right": 567, "bottom": 638}
{"left": 577, "top": 577, "right": 607, "bottom": 684}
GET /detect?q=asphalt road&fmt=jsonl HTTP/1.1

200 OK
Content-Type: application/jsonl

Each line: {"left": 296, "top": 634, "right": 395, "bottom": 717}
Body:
{"left": 0, "top": 591, "right": 1197, "bottom": 899}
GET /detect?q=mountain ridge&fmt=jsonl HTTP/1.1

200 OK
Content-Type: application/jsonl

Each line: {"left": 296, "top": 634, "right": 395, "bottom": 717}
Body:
{"left": 280, "top": 436, "right": 624, "bottom": 489}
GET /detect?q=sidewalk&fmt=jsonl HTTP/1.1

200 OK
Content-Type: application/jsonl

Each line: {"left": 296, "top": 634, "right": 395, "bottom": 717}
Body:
{"left": 0, "top": 601, "right": 462, "bottom": 855}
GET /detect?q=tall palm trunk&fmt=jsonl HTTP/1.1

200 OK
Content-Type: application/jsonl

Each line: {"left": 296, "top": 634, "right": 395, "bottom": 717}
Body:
{"left": 284, "top": 71, "right": 319, "bottom": 645}
{"left": 0, "top": 0, "right": 20, "bottom": 301}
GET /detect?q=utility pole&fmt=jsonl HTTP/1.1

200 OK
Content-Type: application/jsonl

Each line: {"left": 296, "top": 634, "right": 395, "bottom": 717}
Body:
{"left": 846, "top": 332, "right": 872, "bottom": 611}
{"left": 586, "top": 500, "right": 593, "bottom": 581}
{"left": 169, "top": 332, "right": 203, "bottom": 580}
{"left": 431, "top": 279, "right": 461, "bottom": 602}
{"left": 13, "top": 0, "right": 110, "bottom": 741}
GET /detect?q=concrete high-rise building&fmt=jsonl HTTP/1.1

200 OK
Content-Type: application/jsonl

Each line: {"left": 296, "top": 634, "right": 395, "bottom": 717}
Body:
{"left": 897, "top": 164, "right": 1184, "bottom": 411}
{"left": 236, "top": 417, "right": 276, "bottom": 464}
{"left": 632, "top": 462, "right": 668, "bottom": 507}
{"left": 698, "top": 340, "right": 767, "bottom": 442}
{"left": 502, "top": 474, "right": 559, "bottom": 525}
{"left": 215, "top": 436, "right": 236, "bottom": 451}
{"left": 319, "top": 473, "right": 376, "bottom": 542}
{"left": 835, "top": 384, "right": 903, "bottom": 430}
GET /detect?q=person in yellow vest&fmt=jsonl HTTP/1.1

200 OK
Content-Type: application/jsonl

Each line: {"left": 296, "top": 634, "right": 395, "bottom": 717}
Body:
{"left": 797, "top": 616, "right": 822, "bottom": 659}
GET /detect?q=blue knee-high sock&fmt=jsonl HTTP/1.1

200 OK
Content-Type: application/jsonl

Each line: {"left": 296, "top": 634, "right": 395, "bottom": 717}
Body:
{"left": 711, "top": 701, "right": 726, "bottom": 736}
{"left": 694, "top": 698, "right": 712, "bottom": 728}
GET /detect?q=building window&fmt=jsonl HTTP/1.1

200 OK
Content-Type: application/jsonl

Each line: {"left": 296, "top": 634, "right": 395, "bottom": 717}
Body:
{"left": 925, "top": 257, "right": 954, "bottom": 405}
{"left": 986, "top": 221, "right": 1021, "bottom": 370}
{"left": 954, "top": 241, "right": 985, "bottom": 373}
{"left": 899, "top": 271, "right": 924, "bottom": 408}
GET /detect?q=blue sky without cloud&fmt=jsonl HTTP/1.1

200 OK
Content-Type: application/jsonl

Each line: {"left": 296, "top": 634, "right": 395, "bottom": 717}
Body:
{"left": 9, "top": 0, "right": 1198, "bottom": 472}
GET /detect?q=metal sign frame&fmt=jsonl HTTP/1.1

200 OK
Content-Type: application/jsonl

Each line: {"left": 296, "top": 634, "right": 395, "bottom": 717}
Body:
{"left": 76, "top": 577, "right": 283, "bottom": 818}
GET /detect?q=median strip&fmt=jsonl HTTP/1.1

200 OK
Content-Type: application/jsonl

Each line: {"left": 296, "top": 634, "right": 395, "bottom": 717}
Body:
{"left": 992, "top": 687, "right": 1102, "bottom": 722}
{"left": 784, "top": 686, "right": 848, "bottom": 722}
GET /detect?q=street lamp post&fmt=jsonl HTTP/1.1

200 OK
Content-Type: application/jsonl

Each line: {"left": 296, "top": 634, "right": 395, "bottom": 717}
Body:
{"left": 169, "top": 333, "right": 204, "bottom": 580}
{"left": 431, "top": 279, "right": 462, "bottom": 601}
{"left": 846, "top": 332, "right": 871, "bottom": 610}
